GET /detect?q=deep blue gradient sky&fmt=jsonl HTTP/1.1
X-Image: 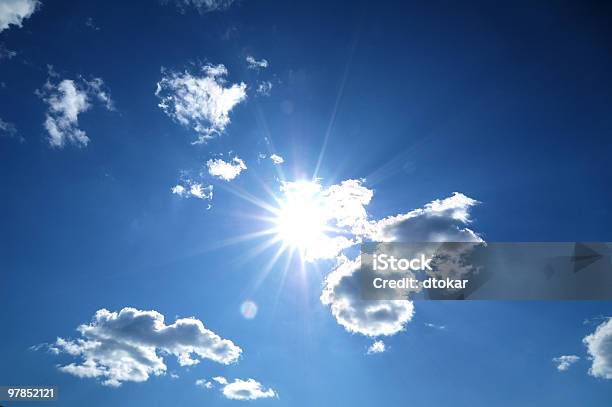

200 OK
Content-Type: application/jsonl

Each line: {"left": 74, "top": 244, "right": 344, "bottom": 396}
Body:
{"left": 1, "top": 1, "right": 612, "bottom": 406}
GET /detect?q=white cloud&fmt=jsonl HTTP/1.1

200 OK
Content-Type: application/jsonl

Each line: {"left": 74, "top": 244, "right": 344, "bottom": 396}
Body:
{"left": 207, "top": 157, "right": 247, "bottom": 181}
{"left": 320, "top": 192, "right": 482, "bottom": 338}
{"left": 246, "top": 55, "right": 268, "bottom": 70}
{"left": 213, "top": 377, "right": 277, "bottom": 401}
{"left": 37, "top": 77, "right": 114, "bottom": 148}
{"left": 269, "top": 154, "right": 284, "bottom": 165}
{"left": 583, "top": 317, "right": 612, "bottom": 379}
{"left": 156, "top": 64, "right": 247, "bottom": 143}
{"left": 424, "top": 322, "right": 446, "bottom": 330}
{"left": 169, "top": 0, "right": 236, "bottom": 13}
{"left": 0, "top": 0, "right": 39, "bottom": 32}
{"left": 172, "top": 180, "right": 213, "bottom": 201}
{"left": 553, "top": 355, "right": 580, "bottom": 372}
{"left": 195, "top": 379, "right": 213, "bottom": 389}
{"left": 213, "top": 376, "right": 228, "bottom": 385}
{"left": 367, "top": 340, "right": 386, "bottom": 354}
{"left": 49, "top": 307, "right": 242, "bottom": 387}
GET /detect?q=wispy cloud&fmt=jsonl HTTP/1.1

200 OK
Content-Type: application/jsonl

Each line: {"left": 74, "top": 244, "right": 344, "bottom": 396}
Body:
{"left": 0, "top": 43, "right": 17, "bottom": 60}
{"left": 44, "top": 307, "right": 242, "bottom": 387}
{"left": 195, "top": 378, "right": 213, "bottom": 389}
{"left": 0, "top": 117, "right": 21, "bottom": 141}
{"left": 156, "top": 64, "right": 247, "bottom": 143}
{"left": 246, "top": 55, "right": 268, "bottom": 70}
{"left": 256, "top": 80, "right": 273, "bottom": 96}
{"left": 552, "top": 355, "right": 580, "bottom": 372}
{"left": 168, "top": 0, "right": 237, "bottom": 13}
{"left": 36, "top": 76, "right": 114, "bottom": 148}
{"left": 367, "top": 340, "right": 386, "bottom": 355}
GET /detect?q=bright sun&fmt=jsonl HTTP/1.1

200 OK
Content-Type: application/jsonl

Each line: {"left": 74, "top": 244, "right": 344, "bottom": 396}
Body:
{"left": 273, "top": 181, "right": 329, "bottom": 253}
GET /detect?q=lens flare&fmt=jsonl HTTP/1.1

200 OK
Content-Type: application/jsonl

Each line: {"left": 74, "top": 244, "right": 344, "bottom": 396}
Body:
{"left": 240, "top": 300, "right": 258, "bottom": 319}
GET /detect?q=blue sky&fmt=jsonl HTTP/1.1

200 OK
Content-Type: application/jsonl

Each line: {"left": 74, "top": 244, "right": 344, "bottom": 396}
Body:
{"left": 1, "top": 0, "right": 612, "bottom": 405}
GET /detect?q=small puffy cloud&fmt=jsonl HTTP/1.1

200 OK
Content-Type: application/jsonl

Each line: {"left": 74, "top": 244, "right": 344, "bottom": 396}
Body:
{"left": 256, "top": 81, "right": 272, "bottom": 96}
{"left": 207, "top": 157, "right": 247, "bottom": 181}
{"left": 156, "top": 64, "right": 247, "bottom": 143}
{"left": 213, "top": 376, "right": 228, "bottom": 385}
{"left": 48, "top": 307, "right": 242, "bottom": 387}
{"left": 0, "top": 0, "right": 39, "bottom": 32}
{"left": 169, "top": 0, "right": 236, "bottom": 13}
{"left": 269, "top": 154, "right": 284, "bottom": 165}
{"left": 172, "top": 180, "right": 213, "bottom": 201}
{"left": 214, "top": 377, "right": 277, "bottom": 401}
{"left": 583, "top": 317, "right": 612, "bottom": 379}
{"left": 424, "top": 322, "right": 446, "bottom": 330}
{"left": 367, "top": 340, "right": 386, "bottom": 354}
{"left": 196, "top": 379, "right": 213, "bottom": 389}
{"left": 246, "top": 55, "right": 268, "bottom": 70}
{"left": 553, "top": 355, "right": 580, "bottom": 372}
{"left": 37, "top": 76, "right": 114, "bottom": 148}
